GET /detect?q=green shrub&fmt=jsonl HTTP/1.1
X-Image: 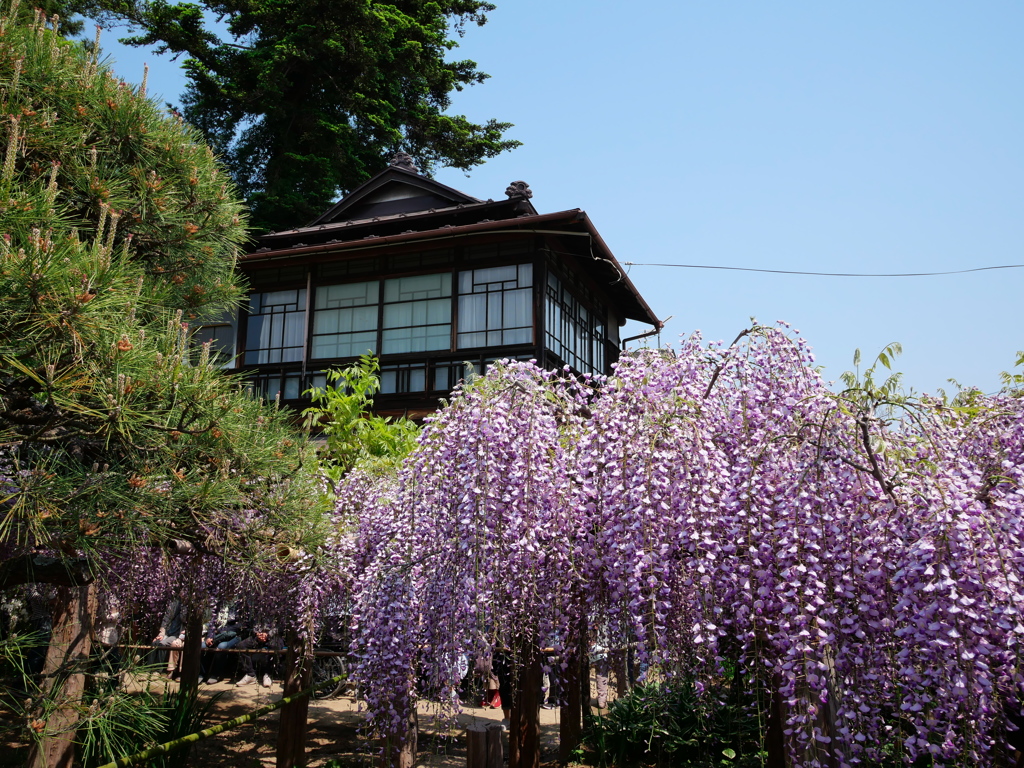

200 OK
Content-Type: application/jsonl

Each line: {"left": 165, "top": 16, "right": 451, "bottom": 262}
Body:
{"left": 78, "top": 686, "right": 223, "bottom": 768}
{"left": 77, "top": 687, "right": 168, "bottom": 768}
{"left": 583, "top": 680, "right": 765, "bottom": 768}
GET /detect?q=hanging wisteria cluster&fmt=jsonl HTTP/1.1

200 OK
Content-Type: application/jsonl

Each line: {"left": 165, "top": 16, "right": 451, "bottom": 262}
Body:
{"left": 344, "top": 365, "right": 594, "bottom": 740}
{"left": 341, "top": 324, "right": 1024, "bottom": 767}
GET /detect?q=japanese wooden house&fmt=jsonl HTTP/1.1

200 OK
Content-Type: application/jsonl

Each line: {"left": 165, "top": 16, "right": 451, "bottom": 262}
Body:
{"left": 198, "top": 154, "right": 660, "bottom": 418}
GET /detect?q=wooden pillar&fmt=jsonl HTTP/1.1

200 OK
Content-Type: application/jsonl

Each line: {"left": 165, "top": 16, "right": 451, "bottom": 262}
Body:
{"left": 179, "top": 610, "right": 205, "bottom": 694}
{"left": 485, "top": 723, "right": 503, "bottom": 768}
{"left": 467, "top": 723, "right": 504, "bottom": 768}
{"left": 509, "top": 646, "right": 543, "bottom": 768}
{"left": 276, "top": 633, "right": 313, "bottom": 768}
{"left": 559, "top": 637, "right": 582, "bottom": 764}
{"left": 467, "top": 724, "right": 487, "bottom": 768}
{"left": 28, "top": 583, "right": 96, "bottom": 768}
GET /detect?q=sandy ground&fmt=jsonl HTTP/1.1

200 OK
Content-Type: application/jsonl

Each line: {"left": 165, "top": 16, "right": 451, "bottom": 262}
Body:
{"left": 127, "top": 673, "right": 572, "bottom": 767}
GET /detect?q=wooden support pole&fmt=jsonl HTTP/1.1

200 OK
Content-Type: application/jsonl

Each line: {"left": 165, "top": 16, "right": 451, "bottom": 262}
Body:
{"left": 509, "top": 645, "right": 543, "bottom": 768}
{"left": 466, "top": 724, "right": 487, "bottom": 768}
{"left": 559, "top": 638, "right": 582, "bottom": 764}
{"left": 179, "top": 610, "right": 205, "bottom": 694}
{"left": 485, "top": 723, "right": 504, "bottom": 768}
{"left": 276, "top": 633, "right": 313, "bottom": 768}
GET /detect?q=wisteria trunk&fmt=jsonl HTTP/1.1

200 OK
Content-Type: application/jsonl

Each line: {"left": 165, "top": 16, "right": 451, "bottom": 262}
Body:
{"left": 28, "top": 583, "right": 96, "bottom": 768}
{"left": 579, "top": 622, "right": 592, "bottom": 720}
{"left": 277, "top": 634, "right": 313, "bottom": 768}
{"left": 380, "top": 706, "right": 418, "bottom": 768}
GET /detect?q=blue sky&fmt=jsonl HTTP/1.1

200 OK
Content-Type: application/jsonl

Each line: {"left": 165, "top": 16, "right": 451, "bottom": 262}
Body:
{"left": 93, "top": 1, "right": 1024, "bottom": 395}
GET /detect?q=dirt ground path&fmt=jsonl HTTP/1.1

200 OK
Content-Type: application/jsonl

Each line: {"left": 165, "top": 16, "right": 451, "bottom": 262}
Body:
{"left": 136, "top": 674, "right": 569, "bottom": 767}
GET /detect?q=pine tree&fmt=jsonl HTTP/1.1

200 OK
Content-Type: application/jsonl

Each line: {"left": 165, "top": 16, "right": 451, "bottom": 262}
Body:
{"left": 0, "top": 6, "right": 324, "bottom": 764}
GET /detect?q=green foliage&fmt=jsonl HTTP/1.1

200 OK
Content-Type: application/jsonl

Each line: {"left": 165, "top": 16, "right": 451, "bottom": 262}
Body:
{"left": 77, "top": 686, "right": 169, "bottom": 768}
{"left": 0, "top": 629, "right": 39, "bottom": 696}
{"left": 839, "top": 342, "right": 905, "bottom": 404}
{"left": 999, "top": 350, "right": 1024, "bottom": 392}
{"left": 148, "top": 687, "right": 223, "bottom": 768}
{"left": 7, "top": 0, "right": 89, "bottom": 36}
{"left": 76, "top": 685, "right": 222, "bottom": 768}
{"left": 0, "top": 5, "right": 246, "bottom": 320}
{"left": 583, "top": 681, "right": 765, "bottom": 768}
{"left": 87, "top": 0, "right": 520, "bottom": 231}
{"left": 302, "top": 355, "right": 419, "bottom": 482}
{"left": 0, "top": 4, "right": 321, "bottom": 563}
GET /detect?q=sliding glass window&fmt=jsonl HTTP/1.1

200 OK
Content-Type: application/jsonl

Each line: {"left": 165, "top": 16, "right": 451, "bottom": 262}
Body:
{"left": 193, "top": 310, "right": 237, "bottom": 367}
{"left": 381, "top": 274, "right": 452, "bottom": 354}
{"left": 457, "top": 264, "right": 533, "bottom": 349}
{"left": 245, "top": 289, "right": 306, "bottom": 364}
{"left": 247, "top": 370, "right": 305, "bottom": 401}
{"left": 311, "top": 281, "right": 379, "bottom": 359}
{"left": 380, "top": 362, "right": 427, "bottom": 394}
{"left": 545, "top": 273, "right": 605, "bottom": 375}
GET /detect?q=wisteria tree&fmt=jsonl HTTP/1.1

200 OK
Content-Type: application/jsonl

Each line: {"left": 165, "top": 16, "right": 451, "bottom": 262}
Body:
{"left": 341, "top": 327, "right": 1024, "bottom": 768}
{"left": 257, "top": 356, "right": 420, "bottom": 768}
{"left": 341, "top": 363, "right": 592, "bottom": 767}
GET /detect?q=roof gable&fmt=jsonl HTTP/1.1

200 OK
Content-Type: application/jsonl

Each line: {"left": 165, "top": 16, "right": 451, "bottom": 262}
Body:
{"left": 308, "top": 164, "right": 481, "bottom": 226}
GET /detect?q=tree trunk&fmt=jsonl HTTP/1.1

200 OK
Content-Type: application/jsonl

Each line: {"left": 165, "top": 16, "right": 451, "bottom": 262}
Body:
{"left": 800, "top": 654, "right": 839, "bottom": 768}
{"left": 179, "top": 610, "right": 205, "bottom": 694}
{"left": 27, "top": 583, "right": 96, "bottom": 768}
{"left": 559, "top": 633, "right": 583, "bottom": 764}
{"left": 276, "top": 633, "right": 313, "bottom": 768}
{"left": 509, "top": 645, "right": 542, "bottom": 768}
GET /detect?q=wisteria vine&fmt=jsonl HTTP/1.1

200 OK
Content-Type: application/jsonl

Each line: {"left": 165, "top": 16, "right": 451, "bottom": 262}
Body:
{"left": 340, "top": 324, "right": 1024, "bottom": 767}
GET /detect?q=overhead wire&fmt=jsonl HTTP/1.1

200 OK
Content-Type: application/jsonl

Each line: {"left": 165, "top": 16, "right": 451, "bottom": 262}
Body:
{"left": 619, "top": 262, "right": 1024, "bottom": 278}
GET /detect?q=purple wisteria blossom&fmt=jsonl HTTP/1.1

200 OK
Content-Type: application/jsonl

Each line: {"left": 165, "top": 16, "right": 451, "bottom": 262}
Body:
{"left": 342, "top": 325, "right": 1024, "bottom": 767}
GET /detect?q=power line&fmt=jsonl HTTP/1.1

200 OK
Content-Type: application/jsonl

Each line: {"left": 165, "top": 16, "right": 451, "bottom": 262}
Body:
{"left": 620, "top": 262, "right": 1024, "bottom": 278}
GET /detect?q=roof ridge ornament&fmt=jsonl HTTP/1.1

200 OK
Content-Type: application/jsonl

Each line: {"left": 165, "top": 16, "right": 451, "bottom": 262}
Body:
{"left": 389, "top": 152, "right": 419, "bottom": 174}
{"left": 505, "top": 180, "right": 532, "bottom": 199}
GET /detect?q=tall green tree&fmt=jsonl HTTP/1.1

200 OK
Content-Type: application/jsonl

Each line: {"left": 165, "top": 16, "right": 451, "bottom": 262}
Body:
{"left": 87, "top": 0, "right": 520, "bottom": 232}
{"left": 0, "top": 7, "right": 323, "bottom": 764}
